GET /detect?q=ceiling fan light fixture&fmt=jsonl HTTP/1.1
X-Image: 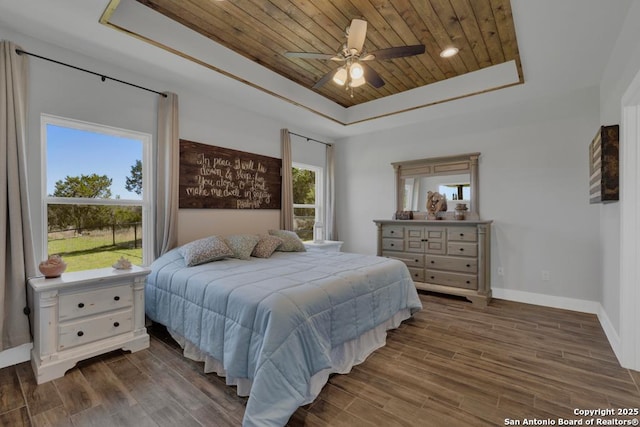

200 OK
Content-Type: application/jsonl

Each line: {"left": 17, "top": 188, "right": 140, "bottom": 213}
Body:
{"left": 440, "top": 47, "right": 459, "bottom": 58}
{"left": 350, "top": 75, "right": 366, "bottom": 88}
{"left": 349, "top": 62, "right": 364, "bottom": 79}
{"left": 333, "top": 68, "right": 348, "bottom": 85}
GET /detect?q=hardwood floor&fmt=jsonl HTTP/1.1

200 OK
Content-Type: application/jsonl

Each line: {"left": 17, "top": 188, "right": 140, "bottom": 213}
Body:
{"left": 2, "top": 292, "right": 639, "bottom": 426}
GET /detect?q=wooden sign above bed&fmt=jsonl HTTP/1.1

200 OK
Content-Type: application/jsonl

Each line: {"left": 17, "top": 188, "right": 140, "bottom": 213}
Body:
{"left": 179, "top": 140, "right": 282, "bottom": 209}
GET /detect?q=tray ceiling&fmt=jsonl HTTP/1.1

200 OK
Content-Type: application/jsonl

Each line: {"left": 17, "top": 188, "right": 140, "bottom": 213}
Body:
{"left": 130, "top": 0, "right": 523, "bottom": 108}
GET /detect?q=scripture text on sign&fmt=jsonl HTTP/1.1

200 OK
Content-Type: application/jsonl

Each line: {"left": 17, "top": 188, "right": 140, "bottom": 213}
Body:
{"left": 179, "top": 140, "right": 282, "bottom": 209}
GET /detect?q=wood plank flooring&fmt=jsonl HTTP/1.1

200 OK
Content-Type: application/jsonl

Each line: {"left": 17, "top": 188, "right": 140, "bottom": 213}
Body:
{"left": 2, "top": 292, "right": 639, "bottom": 426}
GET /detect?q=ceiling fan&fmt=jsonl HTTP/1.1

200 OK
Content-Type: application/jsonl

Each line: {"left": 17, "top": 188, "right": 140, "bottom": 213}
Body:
{"left": 284, "top": 18, "right": 426, "bottom": 95}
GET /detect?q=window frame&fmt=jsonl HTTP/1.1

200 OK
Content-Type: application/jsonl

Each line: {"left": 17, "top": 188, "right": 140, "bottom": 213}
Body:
{"left": 292, "top": 162, "right": 323, "bottom": 238}
{"left": 40, "top": 114, "right": 154, "bottom": 267}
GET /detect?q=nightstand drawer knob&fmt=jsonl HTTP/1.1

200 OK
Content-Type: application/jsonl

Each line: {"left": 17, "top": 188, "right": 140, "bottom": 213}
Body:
{"left": 114, "top": 296, "right": 120, "bottom": 301}
{"left": 78, "top": 303, "right": 84, "bottom": 308}
{"left": 114, "top": 322, "right": 120, "bottom": 327}
{"left": 77, "top": 331, "right": 84, "bottom": 337}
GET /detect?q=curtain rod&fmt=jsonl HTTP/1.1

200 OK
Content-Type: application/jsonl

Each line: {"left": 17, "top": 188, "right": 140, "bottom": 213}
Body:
{"left": 288, "top": 131, "right": 332, "bottom": 147}
{"left": 15, "top": 49, "right": 167, "bottom": 98}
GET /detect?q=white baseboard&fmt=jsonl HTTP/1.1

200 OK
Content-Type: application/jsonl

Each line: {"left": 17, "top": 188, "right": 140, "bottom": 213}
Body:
{"left": 597, "top": 305, "right": 622, "bottom": 363}
{"left": 0, "top": 342, "right": 32, "bottom": 369}
{"left": 492, "top": 288, "right": 600, "bottom": 313}
{"left": 492, "top": 288, "right": 622, "bottom": 364}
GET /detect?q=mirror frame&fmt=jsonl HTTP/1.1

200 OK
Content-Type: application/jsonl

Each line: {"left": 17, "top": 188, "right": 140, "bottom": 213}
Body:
{"left": 393, "top": 152, "right": 480, "bottom": 219}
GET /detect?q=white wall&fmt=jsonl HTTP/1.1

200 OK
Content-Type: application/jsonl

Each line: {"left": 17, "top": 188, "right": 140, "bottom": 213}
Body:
{"left": 336, "top": 85, "right": 602, "bottom": 303}
{"left": 598, "top": 0, "right": 640, "bottom": 336}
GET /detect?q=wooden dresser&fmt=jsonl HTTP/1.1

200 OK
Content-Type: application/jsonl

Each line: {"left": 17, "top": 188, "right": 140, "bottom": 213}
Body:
{"left": 374, "top": 219, "right": 492, "bottom": 306}
{"left": 29, "top": 266, "right": 150, "bottom": 384}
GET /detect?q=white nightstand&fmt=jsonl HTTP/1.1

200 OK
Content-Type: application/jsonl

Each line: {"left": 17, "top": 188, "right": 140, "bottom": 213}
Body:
{"left": 304, "top": 240, "right": 344, "bottom": 252}
{"left": 29, "top": 266, "right": 150, "bottom": 384}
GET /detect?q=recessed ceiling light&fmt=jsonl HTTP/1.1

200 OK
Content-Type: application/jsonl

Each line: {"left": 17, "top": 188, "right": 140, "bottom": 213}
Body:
{"left": 440, "top": 47, "right": 459, "bottom": 58}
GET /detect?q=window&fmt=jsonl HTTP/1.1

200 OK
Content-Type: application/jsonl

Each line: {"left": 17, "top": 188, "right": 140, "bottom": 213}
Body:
{"left": 42, "top": 114, "right": 152, "bottom": 272}
{"left": 292, "top": 163, "right": 322, "bottom": 241}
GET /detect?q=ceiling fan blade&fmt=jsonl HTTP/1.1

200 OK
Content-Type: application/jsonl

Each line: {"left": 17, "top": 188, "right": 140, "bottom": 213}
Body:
{"left": 284, "top": 52, "right": 336, "bottom": 60}
{"left": 361, "top": 63, "right": 385, "bottom": 88}
{"left": 347, "top": 19, "right": 367, "bottom": 52}
{"left": 312, "top": 68, "right": 339, "bottom": 89}
{"left": 364, "top": 44, "right": 426, "bottom": 60}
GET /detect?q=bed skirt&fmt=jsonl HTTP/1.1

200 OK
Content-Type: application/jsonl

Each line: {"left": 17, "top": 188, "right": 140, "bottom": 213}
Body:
{"left": 167, "top": 307, "right": 411, "bottom": 407}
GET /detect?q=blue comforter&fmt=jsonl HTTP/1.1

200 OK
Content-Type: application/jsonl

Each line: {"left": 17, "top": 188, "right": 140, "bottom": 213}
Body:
{"left": 145, "top": 249, "right": 422, "bottom": 426}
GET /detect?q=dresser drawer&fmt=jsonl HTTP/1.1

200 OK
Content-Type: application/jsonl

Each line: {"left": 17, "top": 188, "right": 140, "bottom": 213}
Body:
{"left": 447, "top": 227, "right": 477, "bottom": 242}
{"left": 382, "top": 226, "right": 404, "bottom": 238}
{"left": 425, "top": 270, "right": 478, "bottom": 290}
{"left": 382, "top": 238, "right": 404, "bottom": 251}
{"left": 426, "top": 255, "right": 478, "bottom": 273}
{"left": 58, "top": 309, "right": 134, "bottom": 351}
{"left": 59, "top": 284, "right": 133, "bottom": 321}
{"left": 447, "top": 242, "right": 478, "bottom": 257}
{"left": 408, "top": 268, "right": 424, "bottom": 282}
{"left": 385, "top": 252, "right": 424, "bottom": 268}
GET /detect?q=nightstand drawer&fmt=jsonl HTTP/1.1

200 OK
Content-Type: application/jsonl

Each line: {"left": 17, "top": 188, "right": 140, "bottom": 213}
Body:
{"left": 58, "top": 309, "right": 134, "bottom": 351}
{"left": 59, "top": 284, "right": 133, "bottom": 321}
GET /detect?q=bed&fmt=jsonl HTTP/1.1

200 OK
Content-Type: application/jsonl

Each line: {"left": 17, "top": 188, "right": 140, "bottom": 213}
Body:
{"left": 145, "top": 244, "right": 422, "bottom": 427}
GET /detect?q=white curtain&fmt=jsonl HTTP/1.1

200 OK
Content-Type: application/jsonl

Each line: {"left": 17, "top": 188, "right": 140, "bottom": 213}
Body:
{"left": 1, "top": 41, "right": 36, "bottom": 350}
{"left": 280, "top": 129, "right": 293, "bottom": 230}
{"left": 154, "top": 92, "right": 179, "bottom": 258}
{"left": 325, "top": 143, "right": 337, "bottom": 240}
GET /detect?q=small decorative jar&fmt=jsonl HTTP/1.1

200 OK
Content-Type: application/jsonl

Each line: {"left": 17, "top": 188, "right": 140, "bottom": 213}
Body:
{"left": 454, "top": 203, "right": 468, "bottom": 220}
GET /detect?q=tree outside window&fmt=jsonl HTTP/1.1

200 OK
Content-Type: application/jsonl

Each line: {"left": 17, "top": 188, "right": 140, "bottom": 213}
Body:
{"left": 292, "top": 164, "right": 322, "bottom": 241}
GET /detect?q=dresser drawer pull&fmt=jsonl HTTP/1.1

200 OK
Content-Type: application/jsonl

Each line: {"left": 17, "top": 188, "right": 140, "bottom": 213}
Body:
{"left": 459, "top": 248, "right": 464, "bottom": 252}
{"left": 114, "top": 296, "right": 120, "bottom": 301}
{"left": 466, "top": 264, "right": 471, "bottom": 267}
{"left": 466, "top": 280, "right": 471, "bottom": 284}
{"left": 390, "top": 230, "right": 395, "bottom": 234}
{"left": 430, "top": 260, "right": 435, "bottom": 264}
{"left": 78, "top": 303, "right": 84, "bottom": 308}
{"left": 114, "top": 322, "right": 120, "bottom": 328}
{"left": 430, "top": 276, "right": 435, "bottom": 279}
{"left": 390, "top": 243, "right": 395, "bottom": 247}
{"left": 77, "top": 331, "right": 84, "bottom": 337}
{"left": 460, "top": 233, "right": 464, "bottom": 237}
{"left": 421, "top": 239, "right": 429, "bottom": 242}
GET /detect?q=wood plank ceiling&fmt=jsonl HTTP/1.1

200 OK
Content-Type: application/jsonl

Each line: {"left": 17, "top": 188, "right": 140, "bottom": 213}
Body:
{"left": 136, "top": 0, "right": 523, "bottom": 108}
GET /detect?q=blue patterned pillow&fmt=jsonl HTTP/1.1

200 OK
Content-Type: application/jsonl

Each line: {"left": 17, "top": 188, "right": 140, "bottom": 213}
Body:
{"left": 268, "top": 230, "right": 306, "bottom": 252}
{"left": 224, "top": 234, "right": 260, "bottom": 260}
{"left": 179, "top": 236, "right": 234, "bottom": 266}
